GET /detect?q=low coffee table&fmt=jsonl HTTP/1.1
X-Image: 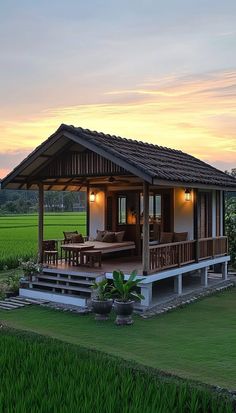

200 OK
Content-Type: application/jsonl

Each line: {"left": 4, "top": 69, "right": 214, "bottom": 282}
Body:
{"left": 61, "top": 244, "right": 94, "bottom": 266}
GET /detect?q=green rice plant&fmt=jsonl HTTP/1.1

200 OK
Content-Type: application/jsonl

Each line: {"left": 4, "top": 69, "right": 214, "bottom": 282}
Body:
{"left": 0, "top": 212, "right": 86, "bottom": 269}
{"left": 0, "top": 329, "right": 233, "bottom": 413}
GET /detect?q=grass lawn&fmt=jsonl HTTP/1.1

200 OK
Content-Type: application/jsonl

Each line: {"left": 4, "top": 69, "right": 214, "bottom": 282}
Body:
{"left": 1, "top": 288, "right": 235, "bottom": 390}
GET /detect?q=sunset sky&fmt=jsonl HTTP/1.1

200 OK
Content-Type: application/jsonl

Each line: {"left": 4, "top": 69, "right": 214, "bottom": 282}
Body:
{"left": 0, "top": 0, "right": 236, "bottom": 179}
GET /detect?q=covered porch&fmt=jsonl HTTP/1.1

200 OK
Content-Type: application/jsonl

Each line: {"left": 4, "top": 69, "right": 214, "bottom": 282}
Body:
{"left": 1, "top": 124, "right": 235, "bottom": 309}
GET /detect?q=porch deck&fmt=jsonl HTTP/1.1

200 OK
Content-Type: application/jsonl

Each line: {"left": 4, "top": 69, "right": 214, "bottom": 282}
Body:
{"left": 47, "top": 256, "right": 143, "bottom": 276}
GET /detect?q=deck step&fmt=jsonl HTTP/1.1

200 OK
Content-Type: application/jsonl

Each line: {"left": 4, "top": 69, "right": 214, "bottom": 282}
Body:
{"left": 43, "top": 268, "right": 100, "bottom": 279}
{"left": 31, "top": 281, "right": 92, "bottom": 294}
{"left": 38, "top": 274, "right": 94, "bottom": 286}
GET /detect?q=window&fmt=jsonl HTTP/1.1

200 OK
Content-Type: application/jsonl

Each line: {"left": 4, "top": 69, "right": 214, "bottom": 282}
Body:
{"left": 118, "top": 196, "right": 127, "bottom": 225}
{"left": 140, "top": 193, "right": 162, "bottom": 223}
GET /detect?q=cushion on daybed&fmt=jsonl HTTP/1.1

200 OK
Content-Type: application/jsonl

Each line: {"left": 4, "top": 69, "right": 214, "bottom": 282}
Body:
{"left": 102, "top": 232, "right": 116, "bottom": 243}
{"left": 115, "top": 231, "right": 125, "bottom": 243}
{"left": 95, "top": 230, "right": 106, "bottom": 242}
{"left": 95, "top": 229, "right": 126, "bottom": 243}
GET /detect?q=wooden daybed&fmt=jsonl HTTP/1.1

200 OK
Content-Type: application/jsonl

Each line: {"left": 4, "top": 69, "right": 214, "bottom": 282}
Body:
{"left": 69, "top": 240, "right": 136, "bottom": 254}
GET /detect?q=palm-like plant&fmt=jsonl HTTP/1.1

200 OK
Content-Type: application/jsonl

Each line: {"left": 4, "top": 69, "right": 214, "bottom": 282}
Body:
{"left": 91, "top": 279, "right": 112, "bottom": 301}
{"left": 111, "top": 270, "right": 144, "bottom": 302}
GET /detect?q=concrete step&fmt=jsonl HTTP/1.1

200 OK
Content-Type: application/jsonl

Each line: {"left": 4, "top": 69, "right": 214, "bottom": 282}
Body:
{"left": 42, "top": 268, "right": 99, "bottom": 280}
{"left": 31, "top": 281, "right": 92, "bottom": 294}
{"left": 8, "top": 298, "right": 32, "bottom": 305}
{"left": 18, "top": 297, "right": 49, "bottom": 304}
{"left": 19, "top": 288, "right": 87, "bottom": 307}
{"left": 7, "top": 299, "right": 25, "bottom": 307}
{"left": 38, "top": 274, "right": 94, "bottom": 286}
{"left": 0, "top": 301, "right": 21, "bottom": 309}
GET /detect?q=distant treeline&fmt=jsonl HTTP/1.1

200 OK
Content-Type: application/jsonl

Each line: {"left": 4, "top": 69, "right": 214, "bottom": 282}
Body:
{"left": 0, "top": 189, "right": 86, "bottom": 214}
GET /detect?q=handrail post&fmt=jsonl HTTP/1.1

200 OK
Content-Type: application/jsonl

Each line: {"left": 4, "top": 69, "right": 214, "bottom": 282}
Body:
{"left": 193, "top": 189, "right": 199, "bottom": 262}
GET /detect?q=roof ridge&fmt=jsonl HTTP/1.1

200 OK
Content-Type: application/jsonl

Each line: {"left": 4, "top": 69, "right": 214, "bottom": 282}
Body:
{"left": 66, "top": 124, "right": 184, "bottom": 154}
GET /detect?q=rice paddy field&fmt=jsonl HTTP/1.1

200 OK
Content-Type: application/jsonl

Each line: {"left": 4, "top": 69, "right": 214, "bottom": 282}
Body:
{"left": 0, "top": 328, "right": 234, "bottom": 413}
{"left": 0, "top": 212, "right": 86, "bottom": 269}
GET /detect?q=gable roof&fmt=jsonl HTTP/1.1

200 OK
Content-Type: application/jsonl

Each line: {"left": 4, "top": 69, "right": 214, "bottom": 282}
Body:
{"left": 1, "top": 123, "right": 236, "bottom": 190}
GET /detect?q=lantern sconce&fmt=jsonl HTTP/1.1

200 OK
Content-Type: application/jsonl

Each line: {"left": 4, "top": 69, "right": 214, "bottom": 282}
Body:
{"left": 184, "top": 188, "right": 192, "bottom": 202}
{"left": 90, "top": 192, "right": 96, "bottom": 203}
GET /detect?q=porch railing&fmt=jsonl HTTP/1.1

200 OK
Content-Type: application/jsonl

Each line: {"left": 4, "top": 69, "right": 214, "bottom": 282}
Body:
{"left": 149, "top": 236, "right": 228, "bottom": 273}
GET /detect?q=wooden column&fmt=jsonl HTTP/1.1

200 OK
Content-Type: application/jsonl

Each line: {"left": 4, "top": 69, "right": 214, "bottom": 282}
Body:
{"left": 222, "top": 191, "right": 225, "bottom": 236}
{"left": 38, "top": 183, "right": 44, "bottom": 263}
{"left": 86, "top": 184, "right": 90, "bottom": 239}
{"left": 193, "top": 188, "right": 199, "bottom": 262}
{"left": 142, "top": 181, "right": 150, "bottom": 275}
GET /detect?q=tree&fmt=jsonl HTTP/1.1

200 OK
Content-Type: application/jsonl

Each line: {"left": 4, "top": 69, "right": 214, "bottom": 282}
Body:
{"left": 225, "top": 196, "right": 236, "bottom": 267}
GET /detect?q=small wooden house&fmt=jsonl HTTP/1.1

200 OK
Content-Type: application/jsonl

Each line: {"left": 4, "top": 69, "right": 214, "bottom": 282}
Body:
{"left": 2, "top": 124, "right": 236, "bottom": 308}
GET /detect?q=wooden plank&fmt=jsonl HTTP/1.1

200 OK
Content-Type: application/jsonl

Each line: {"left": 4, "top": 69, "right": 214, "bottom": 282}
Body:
{"left": 142, "top": 181, "right": 150, "bottom": 275}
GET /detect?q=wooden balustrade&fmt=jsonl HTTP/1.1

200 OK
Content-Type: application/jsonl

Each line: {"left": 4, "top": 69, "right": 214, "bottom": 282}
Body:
{"left": 149, "top": 236, "right": 227, "bottom": 273}
{"left": 199, "top": 236, "right": 228, "bottom": 260}
{"left": 149, "top": 240, "right": 196, "bottom": 272}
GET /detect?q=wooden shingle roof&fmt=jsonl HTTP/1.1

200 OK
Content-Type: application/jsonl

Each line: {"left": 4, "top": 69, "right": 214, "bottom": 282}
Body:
{"left": 62, "top": 124, "right": 236, "bottom": 188}
{"left": 1, "top": 123, "right": 236, "bottom": 190}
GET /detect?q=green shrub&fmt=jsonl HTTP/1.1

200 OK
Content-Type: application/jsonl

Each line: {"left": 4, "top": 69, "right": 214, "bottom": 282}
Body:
{"left": 225, "top": 197, "right": 236, "bottom": 267}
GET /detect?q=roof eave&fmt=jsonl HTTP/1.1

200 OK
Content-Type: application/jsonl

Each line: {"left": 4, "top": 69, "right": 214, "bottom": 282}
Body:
{"left": 153, "top": 178, "right": 236, "bottom": 191}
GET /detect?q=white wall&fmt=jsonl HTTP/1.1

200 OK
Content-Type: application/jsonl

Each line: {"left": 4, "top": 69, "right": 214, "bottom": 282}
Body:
{"left": 89, "top": 189, "right": 105, "bottom": 238}
{"left": 174, "top": 187, "right": 194, "bottom": 239}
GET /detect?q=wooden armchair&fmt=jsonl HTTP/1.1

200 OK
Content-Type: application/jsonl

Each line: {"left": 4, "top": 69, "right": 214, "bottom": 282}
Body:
{"left": 42, "top": 240, "right": 58, "bottom": 264}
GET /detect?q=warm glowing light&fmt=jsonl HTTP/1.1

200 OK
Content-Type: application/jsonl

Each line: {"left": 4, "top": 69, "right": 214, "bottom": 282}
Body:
{"left": 185, "top": 188, "right": 192, "bottom": 202}
{"left": 90, "top": 192, "right": 96, "bottom": 202}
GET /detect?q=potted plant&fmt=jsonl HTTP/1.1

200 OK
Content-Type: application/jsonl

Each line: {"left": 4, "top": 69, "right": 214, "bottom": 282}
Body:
{"left": 111, "top": 270, "right": 144, "bottom": 325}
{"left": 91, "top": 279, "right": 113, "bottom": 321}
{"left": 19, "top": 259, "right": 42, "bottom": 282}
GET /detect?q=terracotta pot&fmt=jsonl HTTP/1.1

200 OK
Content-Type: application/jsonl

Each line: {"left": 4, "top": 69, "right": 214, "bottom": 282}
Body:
{"left": 114, "top": 300, "right": 134, "bottom": 325}
{"left": 91, "top": 298, "right": 113, "bottom": 321}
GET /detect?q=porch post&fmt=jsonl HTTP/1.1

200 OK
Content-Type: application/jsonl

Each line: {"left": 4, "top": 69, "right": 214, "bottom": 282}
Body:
{"left": 193, "top": 188, "right": 199, "bottom": 262}
{"left": 142, "top": 181, "right": 150, "bottom": 275}
{"left": 38, "top": 183, "right": 44, "bottom": 263}
{"left": 86, "top": 184, "right": 90, "bottom": 238}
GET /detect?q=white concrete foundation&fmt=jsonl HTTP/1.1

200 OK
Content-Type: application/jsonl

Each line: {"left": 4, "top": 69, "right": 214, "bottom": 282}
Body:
{"left": 174, "top": 274, "right": 183, "bottom": 295}
{"left": 201, "top": 267, "right": 208, "bottom": 287}
{"left": 222, "top": 262, "right": 228, "bottom": 280}
{"left": 140, "top": 283, "right": 152, "bottom": 307}
{"left": 19, "top": 288, "right": 87, "bottom": 307}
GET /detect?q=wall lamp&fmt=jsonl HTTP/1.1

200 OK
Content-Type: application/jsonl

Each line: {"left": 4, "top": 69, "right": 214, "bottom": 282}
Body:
{"left": 90, "top": 192, "right": 96, "bottom": 202}
{"left": 184, "top": 188, "right": 192, "bottom": 202}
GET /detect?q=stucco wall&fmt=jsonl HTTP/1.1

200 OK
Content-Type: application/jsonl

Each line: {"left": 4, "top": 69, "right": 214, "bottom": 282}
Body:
{"left": 89, "top": 189, "right": 105, "bottom": 238}
{"left": 174, "top": 187, "right": 194, "bottom": 240}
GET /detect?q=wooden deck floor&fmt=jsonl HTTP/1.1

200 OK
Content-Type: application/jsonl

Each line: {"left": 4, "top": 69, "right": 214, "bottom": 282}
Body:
{"left": 47, "top": 256, "right": 143, "bottom": 276}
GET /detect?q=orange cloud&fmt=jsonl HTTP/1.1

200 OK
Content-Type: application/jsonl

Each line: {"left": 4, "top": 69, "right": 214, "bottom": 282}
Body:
{"left": 0, "top": 70, "right": 235, "bottom": 178}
